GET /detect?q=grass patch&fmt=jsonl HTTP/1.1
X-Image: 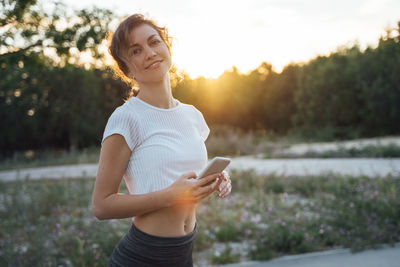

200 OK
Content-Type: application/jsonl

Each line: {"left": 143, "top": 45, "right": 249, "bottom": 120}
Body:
{"left": 0, "top": 177, "right": 130, "bottom": 266}
{"left": 0, "top": 147, "right": 100, "bottom": 171}
{"left": 0, "top": 171, "right": 399, "bottom": 265}
{"left": 211, "top": 245, "right": 240, "bottom": 265}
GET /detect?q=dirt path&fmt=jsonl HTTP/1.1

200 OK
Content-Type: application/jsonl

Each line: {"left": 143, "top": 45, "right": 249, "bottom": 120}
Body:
{"left": 280, "top": 136, "right": 400, "bottom": 155}
{"left": 1, "top": 157, "right": 399, "bottom": 182}
{"left": 227, "top": 157, "right": 400, "bottom": 177}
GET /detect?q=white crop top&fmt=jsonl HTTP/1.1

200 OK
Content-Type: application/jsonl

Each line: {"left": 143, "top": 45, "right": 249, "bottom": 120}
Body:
{"left": 101, "top": 96, "right": 210, "bottom": 199}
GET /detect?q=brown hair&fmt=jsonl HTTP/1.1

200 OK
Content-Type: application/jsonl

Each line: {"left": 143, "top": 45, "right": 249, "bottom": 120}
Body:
{"left": 107, "top": 14, "right": 173, "bottom": 100}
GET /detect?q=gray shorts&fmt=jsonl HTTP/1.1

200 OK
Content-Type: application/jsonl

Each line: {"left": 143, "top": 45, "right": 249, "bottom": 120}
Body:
{"left": 109, "top": 222, "right": 197, "bottom": 267}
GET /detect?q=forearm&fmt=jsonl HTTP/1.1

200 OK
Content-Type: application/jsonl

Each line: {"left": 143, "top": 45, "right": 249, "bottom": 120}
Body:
{"left": 94, "top": 188, "right": 172, "bottom": 220}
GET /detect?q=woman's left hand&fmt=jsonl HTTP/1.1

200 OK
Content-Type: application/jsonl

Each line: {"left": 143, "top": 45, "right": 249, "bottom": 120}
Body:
{"left": 217, "top": 170, "right": 232, "bottom": 198}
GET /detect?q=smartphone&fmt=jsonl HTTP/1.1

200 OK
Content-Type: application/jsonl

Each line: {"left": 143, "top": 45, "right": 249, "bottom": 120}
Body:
{"left": 197, "top": 157, "right": 231, "bottom": 179}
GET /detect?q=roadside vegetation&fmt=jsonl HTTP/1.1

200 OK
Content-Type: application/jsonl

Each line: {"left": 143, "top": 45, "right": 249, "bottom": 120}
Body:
{"left": 1, "top": 170, "right": 398, "bottom": 266}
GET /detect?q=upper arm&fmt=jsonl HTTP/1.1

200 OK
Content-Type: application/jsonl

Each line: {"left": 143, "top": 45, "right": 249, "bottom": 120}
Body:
{"left": 92, "top": 134, "right": 132, "bottom": 209}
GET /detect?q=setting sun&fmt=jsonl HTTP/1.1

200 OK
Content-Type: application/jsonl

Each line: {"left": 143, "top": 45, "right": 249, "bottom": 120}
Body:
{"left": 66, "top": 0, "right": 399, "bottom": 78}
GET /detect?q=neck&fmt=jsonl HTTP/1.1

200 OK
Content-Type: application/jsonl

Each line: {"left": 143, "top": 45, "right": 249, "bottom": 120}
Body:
{"left": 136, "top": 74, "right": 175, "bottom": 109}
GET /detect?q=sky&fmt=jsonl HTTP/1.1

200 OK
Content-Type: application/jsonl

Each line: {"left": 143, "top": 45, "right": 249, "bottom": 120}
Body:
{"left": 64, "top": 0, "right": 400, "bottom": 78}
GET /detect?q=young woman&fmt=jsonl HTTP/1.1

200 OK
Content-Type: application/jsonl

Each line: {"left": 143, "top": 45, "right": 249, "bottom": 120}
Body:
{"left": 91, "top": 14, "right": 232, "bottom": 266}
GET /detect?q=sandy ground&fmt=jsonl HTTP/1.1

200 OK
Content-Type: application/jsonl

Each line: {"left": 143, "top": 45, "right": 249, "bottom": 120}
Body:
{"left": 1, "top": 136, "right": 399, "bottom": 182}
{"left": 0, "top": 157, "right": 399, "bottom": 182}
{"left": 215, "top": 242, "right": 400, "bottom": 267}
{"left": 226, "top": 157, "right": 400, "bottom": 178}
{"left": 280, "top": 136, "right": 400, "bottom": 155}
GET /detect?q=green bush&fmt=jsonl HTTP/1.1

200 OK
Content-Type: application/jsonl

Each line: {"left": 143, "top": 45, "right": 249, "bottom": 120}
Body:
{"left": 214, "top": 221, "right": 241, "bottom": 242}
{"left": 211, "top": 245, "right": 240, "bottom": 265}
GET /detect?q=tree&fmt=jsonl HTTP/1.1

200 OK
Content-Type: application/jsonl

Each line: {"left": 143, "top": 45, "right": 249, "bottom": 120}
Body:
{"left": 0, "top": 0, "right": 116, "bottom": 154}
{"left": 1, "top": 0, "right": 114, "bottom": 66}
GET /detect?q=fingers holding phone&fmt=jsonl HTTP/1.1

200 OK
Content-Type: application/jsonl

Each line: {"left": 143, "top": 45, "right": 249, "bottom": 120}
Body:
{"left": 195, "top": 172, "right": 224, "bottom": 200}
{"left": 196, "top": 157, "right": 231, "bottom": 179}
{"left": 168, "top": 156, "right": 231, "bottom": 204}
{"left": 167, "top": 172, "right": 221, "bottom": 204}
{"left": 217, "top": 170, "right": 232, "bottom": 198}
{"left": 196, "top": 156, "right": 231, "bottom": 199}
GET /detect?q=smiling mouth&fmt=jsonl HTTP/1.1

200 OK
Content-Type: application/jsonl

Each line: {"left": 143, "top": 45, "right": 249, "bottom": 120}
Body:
{"left": 146, "top": 60, "right": 163, "bottom": 69}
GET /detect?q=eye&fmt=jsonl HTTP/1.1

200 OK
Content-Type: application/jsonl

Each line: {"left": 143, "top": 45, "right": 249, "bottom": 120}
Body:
{"left": 131, "top": 48, "right": 141, "bottom": 55}
{"left": 151, "top": 39, "right": 161, "bottom": 45}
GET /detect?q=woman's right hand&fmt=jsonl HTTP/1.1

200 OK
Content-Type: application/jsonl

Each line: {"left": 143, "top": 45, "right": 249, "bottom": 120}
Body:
{"left": 166, "top": 172, "right": 223, "bottom": 205}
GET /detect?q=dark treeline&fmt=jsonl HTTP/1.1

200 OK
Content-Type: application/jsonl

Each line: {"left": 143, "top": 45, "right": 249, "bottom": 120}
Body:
{"left": 174, "top": 23, "right": 400, "bottom": 139}
{"left": 1, "top": 1, "right": 399, "bottom": 158}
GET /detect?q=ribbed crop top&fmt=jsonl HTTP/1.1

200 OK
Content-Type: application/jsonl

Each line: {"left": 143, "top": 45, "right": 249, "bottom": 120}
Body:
{"left": 101, "top": 96, "right": 210, "bottom": 198}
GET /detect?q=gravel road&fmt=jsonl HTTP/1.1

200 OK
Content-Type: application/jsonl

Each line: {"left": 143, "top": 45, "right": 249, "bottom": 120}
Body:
{"left": 1, "top": 156, "right": 399, "bottom": 182}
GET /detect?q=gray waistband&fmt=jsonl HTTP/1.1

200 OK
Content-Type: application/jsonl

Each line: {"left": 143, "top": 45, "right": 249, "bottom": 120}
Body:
{"left": 128, "top": 222, "right": 197, "bottom": 247}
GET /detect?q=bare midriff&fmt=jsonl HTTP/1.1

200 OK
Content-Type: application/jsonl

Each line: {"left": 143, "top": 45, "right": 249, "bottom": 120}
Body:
{"left": 133, "top": 203, "right": 197, "bottom": 237}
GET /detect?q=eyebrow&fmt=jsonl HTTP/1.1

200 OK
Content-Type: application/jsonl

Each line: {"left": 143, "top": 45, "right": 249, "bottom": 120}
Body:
{"left": 129, "top": 34, "right": 158, "bottom": 48}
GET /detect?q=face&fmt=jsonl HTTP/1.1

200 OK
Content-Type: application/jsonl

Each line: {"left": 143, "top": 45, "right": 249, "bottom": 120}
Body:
{"left": 123, "top": 23, "right": 172, "bottom": 83}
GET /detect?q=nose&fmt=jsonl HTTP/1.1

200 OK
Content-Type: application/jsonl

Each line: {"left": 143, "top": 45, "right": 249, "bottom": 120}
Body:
{"left": 145, "top": 46, "right": 157, "bottom": 59}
